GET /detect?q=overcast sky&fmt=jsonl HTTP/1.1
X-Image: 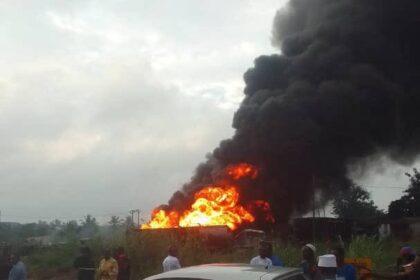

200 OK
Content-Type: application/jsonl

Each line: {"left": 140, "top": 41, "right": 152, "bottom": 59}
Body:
{"left": 0, "top": 0, "right": 414, "bottom": 224}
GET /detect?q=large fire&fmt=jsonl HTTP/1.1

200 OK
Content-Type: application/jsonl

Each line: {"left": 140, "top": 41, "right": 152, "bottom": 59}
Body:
{"left": 141, "top": 163, "right": 273, "bottom": 230}
{"left": 179, "top": 186, "right": 254, "bottom": 230}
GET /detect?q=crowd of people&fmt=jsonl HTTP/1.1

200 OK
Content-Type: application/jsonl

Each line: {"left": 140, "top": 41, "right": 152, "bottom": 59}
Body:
{"left": 161, "top": 241, "right": 420, "bottom": 280}
{"left": 249, "top": 242, "right": 420, "bottom": 280}
{"left": 2, "top": 241, "right": 419, "bottom": 280}
{"left": 245, "top": 241, "right": 358, "bottom": 280}
{"left": 73, "top": 246, "right": 130, "bottom": 280}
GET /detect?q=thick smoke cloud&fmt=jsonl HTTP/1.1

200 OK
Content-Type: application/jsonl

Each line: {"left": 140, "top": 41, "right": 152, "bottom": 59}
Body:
{"left": 166, "top": 0, "right": 420, "bottom": 222}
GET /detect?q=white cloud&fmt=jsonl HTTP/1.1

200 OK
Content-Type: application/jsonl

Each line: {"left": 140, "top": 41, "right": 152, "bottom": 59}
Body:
{"left": 22, "top": 131, "right": 103, "bottom": 163}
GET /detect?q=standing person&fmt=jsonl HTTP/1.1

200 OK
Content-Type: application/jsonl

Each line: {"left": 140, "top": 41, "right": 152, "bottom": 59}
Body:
{"left": 397, "top": 246, "right": 416, "bottom": 273}
{"left": 98, "top": 249, "right": 118, "bottom": 280}
{"left": 0, "top": 253, "right": 12, "bottom": 280}
{"left": 162, "top": 245, "right": 181, "bottom": 272}
{"left": 8, "top": 255, "right": 26, "bottom": 280}
{"left": 80, "top": 240, "right": 92, "bottom": 258}
{"left": 73, "top": 247, "right": 95, "bottom": 280}
{"left": 250, "top": 241, "right": 273, "bottom": 267}
{"left": 331, "top": 246, "right": 356, "bottom": 280}
{"left": 114, "top": 247, "right": 129, "bottom": 280}
{"left": 315, "top": 254, "right": 337, "bottom": 280}
{"left": 300, "top": 244, "right": 317, "bottom": 280}
{"left": 266, "top": 242, "right": 284, "bottom": 266}
{"left": 364, "top": 252, "right": 420, "bottom": 280}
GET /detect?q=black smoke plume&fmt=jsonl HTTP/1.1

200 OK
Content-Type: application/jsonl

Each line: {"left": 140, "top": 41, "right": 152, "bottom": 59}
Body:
{"left": 164, "top": 0, "right": 420, "bottom": 223}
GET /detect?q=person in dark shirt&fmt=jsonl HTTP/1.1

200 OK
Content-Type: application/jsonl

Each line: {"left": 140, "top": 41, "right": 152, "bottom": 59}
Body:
{"left": 300, "top": 244, "right": 317, "bottom": 280}
{"left": 397, "top": 246, "right": 416, "bottom": 273}
{"left": 73, "top": 247, "right": 95, "bottom": 280}
{"left": 114, "top": 247, "right": 129, "bottom": 280}
{"left": 0, "top": 254, "right": 12, "bottom": 280}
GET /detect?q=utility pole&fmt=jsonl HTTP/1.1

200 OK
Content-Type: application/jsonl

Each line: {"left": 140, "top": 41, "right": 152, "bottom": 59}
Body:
{"left": 312, "top": 175, "right": 316, "bottom": 243}
{"left": 129, "top": 209, "right": 140, "bottom": 227}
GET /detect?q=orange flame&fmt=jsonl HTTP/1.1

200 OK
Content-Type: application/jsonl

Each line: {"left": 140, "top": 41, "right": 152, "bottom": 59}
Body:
{"left": 226, "top": 163, "right": 258, "bottom": 180}
{"left": 141, "top": 163, "right": 271, "bottom": 230}
{"left": 140, "top": 209, "right": 179, "bottom": 229}
{"left": 179, "top": 186, "right": 254, "bottom": 230}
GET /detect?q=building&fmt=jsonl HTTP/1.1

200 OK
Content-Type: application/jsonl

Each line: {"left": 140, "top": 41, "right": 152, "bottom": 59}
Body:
{"left": 380, "top": 218, "right": 420, "bottom": 240}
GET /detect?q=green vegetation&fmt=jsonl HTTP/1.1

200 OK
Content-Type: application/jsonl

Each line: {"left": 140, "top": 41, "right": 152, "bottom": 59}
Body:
{"left": 347, "top": 236, "right": 395, "bottom": 270}
{"left": 332, "top": 184, "right": 384, "bottom": 219}
{"left": 389, "top": 168, "right": 420, "bottom": 218}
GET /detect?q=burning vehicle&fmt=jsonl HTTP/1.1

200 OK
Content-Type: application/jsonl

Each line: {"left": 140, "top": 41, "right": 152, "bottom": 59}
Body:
{"left": 141, "top": 163, "right": 275, "bottom": 232}
{"left": 140, "top": 164, "right": 274, "bottom": 248}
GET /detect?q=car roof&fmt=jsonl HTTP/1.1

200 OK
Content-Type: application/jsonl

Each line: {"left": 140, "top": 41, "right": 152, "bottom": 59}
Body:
{"left": 144, "top": 263, "right": 302, "bottom": 280}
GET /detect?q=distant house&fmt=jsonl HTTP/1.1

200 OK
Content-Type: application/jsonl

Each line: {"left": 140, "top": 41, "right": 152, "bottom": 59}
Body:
{"left": 380, "top": 218, "right": 420, "bottom": 240}
{"left": 25, "top": 235, "right": 52, "bottom": 246}
{"left": 234, "top": 229, "right": 265, "bottom": 248}
{"left": 292, "top": 217, "right": 352, "bottom": 242}
{"left": 292, "top": 217, "right": 383, "bottom": 242}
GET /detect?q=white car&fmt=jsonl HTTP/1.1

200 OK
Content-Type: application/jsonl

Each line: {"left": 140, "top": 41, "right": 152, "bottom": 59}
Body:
{"left": 144, "top": 263, "right": 307, "bottom": 280}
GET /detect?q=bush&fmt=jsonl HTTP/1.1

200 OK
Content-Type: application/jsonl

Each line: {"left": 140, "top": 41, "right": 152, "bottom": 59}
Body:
{"left": 347, "top": 235, "right": 395, "bottom": 270}
{"left": 26, "top": 242, "right": 78, "bottom": 272}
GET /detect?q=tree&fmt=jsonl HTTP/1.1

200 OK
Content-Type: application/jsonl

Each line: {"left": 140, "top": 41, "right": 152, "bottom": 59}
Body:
{"left": 18, "top": 223, "right": 37, "bottom": 239}
{"left": 35, "top": 220, "right": 51, "bottom": 236}
{"left": 332, "top": 184, "right": 384, "bottom": 219}
{"left": 49, "top": 219, "right": 63, "bottom": 231}
{"left": 388, "top": 168, "right": 420, "bottom": 218}
{"left": 109, "top": 216, "right": 123, "bottom": 229}
{"left": 58, "top": 220, "right": 80, "bottom": 240}
{"left": 123, "top": 216, "right": 133, "bottom": 228}
{"left": 80, "top": 214, "right": 99, "bottom": 238}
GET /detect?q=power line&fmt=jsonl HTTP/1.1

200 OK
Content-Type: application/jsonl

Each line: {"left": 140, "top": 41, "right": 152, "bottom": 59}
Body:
{"left": 364, "top": 185, "right": 406, "bottom": 189}
{"left": 2, "top": 210, "right": 133, "bottom": 221}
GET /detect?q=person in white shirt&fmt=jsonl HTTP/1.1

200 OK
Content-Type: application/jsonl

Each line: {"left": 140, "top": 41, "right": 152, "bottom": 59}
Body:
{"left": 250, "top": 241, "right": 273, "bottom": 267}
{"left": 316, "top": 254, "right": 338, "bottom": 280}
{"left": 162, "top": 245, "right": 181, "bottom": 272}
